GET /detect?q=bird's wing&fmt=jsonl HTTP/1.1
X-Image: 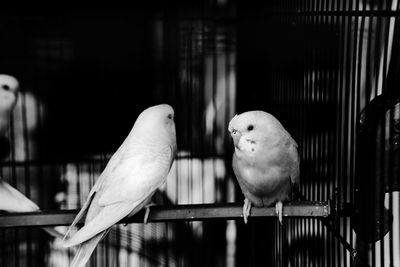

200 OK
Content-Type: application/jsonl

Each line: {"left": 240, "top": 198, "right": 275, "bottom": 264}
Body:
{"left": 98, "top": 144, "right": 173, "bottom": 205}
{"left": 232, "top": 155, "right": 247, "bottom": 195}
{"left": 0, "top": 179, "right": 40, "bottom": 212}
{"left": 63, "top": 148, "right": 134, "bottom": 239}
{"left": 64, "top": 145, "right": 173, "bottom": 247}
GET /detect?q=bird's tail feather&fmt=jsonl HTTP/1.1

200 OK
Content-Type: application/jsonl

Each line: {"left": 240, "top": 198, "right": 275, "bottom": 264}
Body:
{"left": 70, "top": 230, "right": 108, "bottom": 267}
{"left": 64, "top": 192, "right": 96, "bottom": 241}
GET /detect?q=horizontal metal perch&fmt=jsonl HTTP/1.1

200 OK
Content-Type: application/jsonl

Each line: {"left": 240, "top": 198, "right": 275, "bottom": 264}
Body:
{"left": 0, "top": 201, "right": 330, "bottom": 228}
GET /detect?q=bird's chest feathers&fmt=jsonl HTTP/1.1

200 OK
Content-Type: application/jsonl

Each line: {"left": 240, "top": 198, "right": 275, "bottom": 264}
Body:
{"left": 234, "top": 143, "right": 290, "bottom": 194}
{"left": 234, "top": 137, "right": 283, "bottom": 165}
{"left": 235, "top": 137, "right": 257, "bottom": 155}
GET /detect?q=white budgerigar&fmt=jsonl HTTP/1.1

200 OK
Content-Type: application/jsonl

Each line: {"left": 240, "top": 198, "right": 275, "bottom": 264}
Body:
{"left": 0, "top": 74, "right": 64, "bottom": 239}
{"left": 228, "top": 111, "right": 300, "bottom": 224}
{"left": 63, "top": 104, "right": 177, "bottom": 267}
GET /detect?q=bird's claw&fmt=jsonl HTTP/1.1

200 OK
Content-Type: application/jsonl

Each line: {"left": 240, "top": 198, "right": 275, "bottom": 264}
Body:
{"left": 144, "top": 203, "right": 157, "bottom": 224}
{"left": 275, "top": 201, "right": 283, "bottom": 225}
{"left": 243, "top": 198, "right": 252, "bottom": 224}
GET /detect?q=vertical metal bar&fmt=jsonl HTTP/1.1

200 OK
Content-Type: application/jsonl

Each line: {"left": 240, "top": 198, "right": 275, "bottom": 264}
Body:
{"left": 344, "top": 3, "right": 352, "bottom": 265}
{"left": 327, "top": 2, "right": 337, "bottom": 266}
{"left": 314, "top": 4, "right": 320, "bottom": 266}
{"left": 200, "top": 5, "right": 206, "bottom": 204}
{"left": 386, "top": 49, "right": 395, "bottom": 267}
{"left": 360, "top": 2, "right": 375, "bottom": 265}
{"left": 372, "top": 6, "right": 384, "bottom": 267}
{"left": 305, "top": 0, "right": 311, "bottom": 204}
{"left": 384, "top": 4, "right": 396, "bottom": 263}
{"left": 304, "top": 2, "right": 311, "bottom": 265}
{"left": 379, "top": 1, "right": 392, "bottom": 266}
{"left": 187, "top": 21, "right": 193, "bottom": 206}
{"left": 296, "top": 4, "right": 303, "bottom": 264}
{"left": 354, "top": 3, "right": 363, "bottom": 265}
{"left": 320, "top": 8, "right": 327, "bottom": 266}
{"left": 395, "top": 6, "right": 400, "bottom": 266}
{"left": 335, "top": 1, "right": 344, "bottom": 266}
{"left": 9, "top": 57, "right": 19, "bottom": 267}
{"left": 349, "top": 11, "right": 357, "bottom": 267}
{"left": 211, "top": 1, "right": 217, "bottom": 205}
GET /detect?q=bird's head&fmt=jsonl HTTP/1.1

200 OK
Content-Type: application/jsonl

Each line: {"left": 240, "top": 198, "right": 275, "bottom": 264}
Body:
{"left": 228, "top": 111, "right": 283, "bottom": 150}
{"left": 133, "top": 104, "right": 176, "bottom": 148}
{"left": 0, "top": 74, "right": 19, "bottom": 112}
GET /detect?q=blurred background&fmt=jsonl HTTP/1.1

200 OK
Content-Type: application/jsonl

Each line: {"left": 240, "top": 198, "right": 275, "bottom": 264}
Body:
{"left": 0, "top": 0, "right": 399, "bottom": 266}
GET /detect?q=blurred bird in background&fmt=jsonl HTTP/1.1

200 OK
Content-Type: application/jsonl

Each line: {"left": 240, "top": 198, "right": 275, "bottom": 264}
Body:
{"left": 0, "top": 74, "right": 64, "bottom": 239}
{"left": 228, "top": 111, "right": 300, "bottom": 224}
{"left": 0, "top": 74, "right": 18, "bottom": 159}
{"left": 0, "top": 177, "right": 65, "bottom": 239}
{"left": 63, "top": 104, "right": 177, "bottom": 267}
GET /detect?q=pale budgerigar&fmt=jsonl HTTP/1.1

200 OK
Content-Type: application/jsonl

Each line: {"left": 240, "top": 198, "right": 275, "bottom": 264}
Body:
{"left": 228, "top": 111, "right": 300, "bottom": 224}
{"left": 63, "top": 104, "right": 177, "bottom": 267}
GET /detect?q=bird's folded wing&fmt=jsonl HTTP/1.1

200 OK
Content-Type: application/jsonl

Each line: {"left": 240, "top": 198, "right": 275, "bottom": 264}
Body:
{"left": 63, "top": 145, "right": 173, "bottom": 246}
{"left": 287, "top": 137, "right": 300, "bottom": 185}
{"left": 63, "top": 151, "right": 127, "bottom": 239}
{"left": 98, "top": 145, "right": 173, "bottom": 205}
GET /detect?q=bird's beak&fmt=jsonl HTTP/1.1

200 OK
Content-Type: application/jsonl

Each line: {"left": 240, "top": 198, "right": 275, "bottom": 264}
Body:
{"left": 230, "top": 128, "right": 242, "bottom": 147}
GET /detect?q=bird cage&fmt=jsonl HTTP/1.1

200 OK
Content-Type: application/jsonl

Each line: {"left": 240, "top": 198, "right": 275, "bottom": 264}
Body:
{"left": 0, "top": 1, "right": 399, "bottom": 267}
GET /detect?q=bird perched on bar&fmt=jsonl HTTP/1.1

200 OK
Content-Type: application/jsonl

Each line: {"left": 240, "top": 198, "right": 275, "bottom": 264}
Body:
{"left": 63, "top": 104, "right": 177, "bottom": 267}
{"left": 0, "top": 74, "right": 64, "bottom": 239}
{"left": 228, "top": 111, "right": 300, "bottom": 224}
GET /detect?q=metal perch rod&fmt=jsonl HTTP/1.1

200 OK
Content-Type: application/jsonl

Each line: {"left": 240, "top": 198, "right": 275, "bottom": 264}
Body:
{"left": 0, "top": 201, "right": 330, "bottom": 228}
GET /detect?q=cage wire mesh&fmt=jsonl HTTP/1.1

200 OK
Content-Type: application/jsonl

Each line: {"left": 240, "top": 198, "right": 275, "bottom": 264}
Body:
{"left": 0, "top": 1, "right": 399, "bottom": 267}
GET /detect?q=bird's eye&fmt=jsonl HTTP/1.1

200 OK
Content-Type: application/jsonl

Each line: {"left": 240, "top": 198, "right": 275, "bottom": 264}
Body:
{"left": 1, "top": 85, "right": 10, "bottom": 91}
{"left": 167, "top": 114, "right": 173, "bottom": 120}
{"left": 247, "top": 125, "right": 254, "bottom": 131}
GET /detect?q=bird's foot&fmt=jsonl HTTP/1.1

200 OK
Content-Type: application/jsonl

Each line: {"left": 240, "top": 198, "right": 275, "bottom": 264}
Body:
{"left": 275, "top": 201, "right": 283, "bottom": 225}
{"left": 144, "top": 203, "right": 157, "bottom": 224}
{"left": 243, "top": 198, "right": 252, "bottom": 224}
